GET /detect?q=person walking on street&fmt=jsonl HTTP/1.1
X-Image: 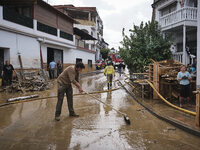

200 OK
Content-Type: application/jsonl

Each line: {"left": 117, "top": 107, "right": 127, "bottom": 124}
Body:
{"left": 118, "top": 62, "right": 124, "bottom": 77}
{"left": 57, "top": 60, "right": 63, "bottom": 76}
{"left": 177, "top": 65, "right": 192, "bottom": 108}
{"left": 49, "top": 60, "right": 57, "bottom": 79}
{"left": 1, "top": 60, "right": 16, "bottom": 86}
{"left": 104, "top": 62, "right": 115, "bottom": 89}
{"left": 55, "top": 62, "right": 85, "bottom": 121}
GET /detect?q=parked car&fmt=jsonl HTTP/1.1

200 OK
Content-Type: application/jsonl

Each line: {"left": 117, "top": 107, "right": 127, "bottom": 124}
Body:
{"left": 96, "top": 60, "right": 106, "bottom": 70}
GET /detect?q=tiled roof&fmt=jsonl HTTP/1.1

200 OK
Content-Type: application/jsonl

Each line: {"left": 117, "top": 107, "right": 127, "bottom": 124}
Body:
{"left": 54, "top": 5, "right": 97, "bottom": 13}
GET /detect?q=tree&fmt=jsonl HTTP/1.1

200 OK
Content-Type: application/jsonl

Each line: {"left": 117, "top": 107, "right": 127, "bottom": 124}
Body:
{"left": 101, "top": 48, "right": 110, "bottom": 60}
{"left": 119, "top": 21, "right": 172, "bottom": 73}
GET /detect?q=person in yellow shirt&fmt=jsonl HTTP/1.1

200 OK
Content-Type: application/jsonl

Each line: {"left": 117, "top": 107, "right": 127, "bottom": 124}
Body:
{"left": 104, "top": 63, "right": 115, "bottom": 89}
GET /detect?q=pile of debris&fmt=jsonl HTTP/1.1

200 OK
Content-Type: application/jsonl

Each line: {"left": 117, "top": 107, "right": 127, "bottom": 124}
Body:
{"left": 2, "top": 70, "right": 52, "bottom": 93}
{"left": 159, "top": 60, "right": 182, "bottom": 82}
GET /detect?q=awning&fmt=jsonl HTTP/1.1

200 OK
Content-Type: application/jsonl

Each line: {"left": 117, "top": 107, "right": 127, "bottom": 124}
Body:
{"left": 73, "top": 27, "right": 96, "bottom": 40}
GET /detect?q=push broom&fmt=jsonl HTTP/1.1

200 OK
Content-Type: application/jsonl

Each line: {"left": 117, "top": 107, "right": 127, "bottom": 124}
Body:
{"left": 85, "top": 92, "right": 131, "bottom": 125}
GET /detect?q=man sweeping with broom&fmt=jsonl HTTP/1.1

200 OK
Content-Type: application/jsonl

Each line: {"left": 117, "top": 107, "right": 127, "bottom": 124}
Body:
{"left": 55, "top": 62, "right": 85, "bottom": 121}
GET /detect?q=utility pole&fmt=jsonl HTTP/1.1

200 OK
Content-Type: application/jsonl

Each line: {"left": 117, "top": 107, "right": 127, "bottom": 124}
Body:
{"left": 197, "top": 0, "right": 200, "bottom": 89}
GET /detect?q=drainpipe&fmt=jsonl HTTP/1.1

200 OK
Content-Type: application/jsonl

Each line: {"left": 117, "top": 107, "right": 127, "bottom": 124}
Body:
{"left": 197, "top": 0, "right": 200, "bottom": 89}
{"left": 183, "top": 24, "right": 186, "bottom": 65}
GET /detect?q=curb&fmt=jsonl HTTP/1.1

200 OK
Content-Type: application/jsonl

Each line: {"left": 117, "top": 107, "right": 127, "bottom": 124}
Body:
{"left": 119, "top": 80, "right": 200, "bottom": 137}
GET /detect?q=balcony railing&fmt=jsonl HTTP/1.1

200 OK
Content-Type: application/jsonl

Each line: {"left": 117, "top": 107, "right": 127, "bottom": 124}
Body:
{"left": 172, "top": 52, "right": 183, "bottom": 63}
{"left": 160, "top": 7, "right": 197, "bottom": 28}
{"left": 172, "top": 51, "right": 195, "bottom": 65}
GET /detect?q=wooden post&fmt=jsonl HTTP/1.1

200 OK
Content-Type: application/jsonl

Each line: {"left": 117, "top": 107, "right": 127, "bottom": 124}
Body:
{"left": 153, "top": 62, "right": 159, "bottom": 99}
{"left": 18, "top": 54, "right": 24, "bottom": 80}
{"left": 196, "top": 92, "right": 200, "bottom": 127}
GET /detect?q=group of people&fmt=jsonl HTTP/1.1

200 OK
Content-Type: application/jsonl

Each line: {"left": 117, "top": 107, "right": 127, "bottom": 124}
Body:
{"left": 49, "top": 60, "right": 63, "bottom": 79}
{"left": 0, "top": 59, "right": 195, "bottom": 120}
{"left": 54, "top": 61, "right": 124, "bottom": 121}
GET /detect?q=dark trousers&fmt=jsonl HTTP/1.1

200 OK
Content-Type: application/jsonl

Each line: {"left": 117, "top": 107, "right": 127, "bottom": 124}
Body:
{"left": 50, "top": 68, "right": 56, "bottom": 79}
{"left": 3, "top": 74, "right": 12, "bottom": 86}
{"left": 57, "top": 68, "right": 62, "bottom": 77}
{"left": 107, "top": 74, "right": 113, "bottom": 89}
{"left": 55, "top": 83, "right": 74, "bottom": 117}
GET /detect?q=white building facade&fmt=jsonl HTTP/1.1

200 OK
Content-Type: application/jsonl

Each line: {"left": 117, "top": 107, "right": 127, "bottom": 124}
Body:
{"left": 54, "top": 5, "right": 105, "bottom": 61}
{"left": 152, "top": 0, "right": 197, "bottom": 65}
{"left": 0, "top": 1, "right": 96, "bottom": 75}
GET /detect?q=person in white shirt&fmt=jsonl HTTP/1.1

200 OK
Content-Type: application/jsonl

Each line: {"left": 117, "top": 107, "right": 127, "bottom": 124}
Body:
{"left": 49, "top": 60, "right": 57, "bottom": 79}
{"left": 177, "top": 65, "right": 192, "bottom": 107}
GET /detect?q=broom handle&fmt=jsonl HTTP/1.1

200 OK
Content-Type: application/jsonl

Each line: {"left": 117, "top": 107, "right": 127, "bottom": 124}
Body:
{"left": 85, "top": 92, "right": 125, "bottom": 116}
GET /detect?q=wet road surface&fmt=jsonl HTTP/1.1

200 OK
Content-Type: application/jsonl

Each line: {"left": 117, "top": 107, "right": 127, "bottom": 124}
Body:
{"left": 0, "top": 73, "right": 200, "bottom": 150}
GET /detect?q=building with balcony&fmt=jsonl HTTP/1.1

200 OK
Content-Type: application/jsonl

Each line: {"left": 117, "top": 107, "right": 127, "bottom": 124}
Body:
{"left": 54, "top": 5, "right": 106, "bottom": 61}
{"left": 0, "top": 0, "right": 96, "bottom": 75}
{"left": 152, "top": 0, "right": 197, "bottom": 65}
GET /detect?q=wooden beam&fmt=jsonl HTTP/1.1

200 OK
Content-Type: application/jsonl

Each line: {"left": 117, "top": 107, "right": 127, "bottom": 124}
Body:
{"left": 153, "top": 62, "right": 159, "bottom": 99}
{"left": 18, "top": 54, "right": 24, "bottom": 80}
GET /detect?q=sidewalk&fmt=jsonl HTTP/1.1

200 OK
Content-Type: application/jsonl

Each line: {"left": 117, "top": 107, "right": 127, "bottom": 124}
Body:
{"left": 119, "top": 75, "right": 200, "bottom": 137}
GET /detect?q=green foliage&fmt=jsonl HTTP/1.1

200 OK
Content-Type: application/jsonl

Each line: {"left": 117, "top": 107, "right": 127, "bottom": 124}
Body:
{"left": 119, "top": 21, "right": 172, "bottom": 73}
{"left": 101, "top": 48, "right": 110, "bottom": 60}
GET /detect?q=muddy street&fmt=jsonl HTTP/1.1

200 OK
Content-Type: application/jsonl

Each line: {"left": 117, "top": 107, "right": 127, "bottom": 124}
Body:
{"left": 0, "top": 73, "right": 200, "bottom": 150}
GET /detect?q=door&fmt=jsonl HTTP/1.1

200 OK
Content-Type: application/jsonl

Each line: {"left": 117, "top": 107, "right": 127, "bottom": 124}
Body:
{"left": 47, "top": 47, "right": 63, "bottom": 68}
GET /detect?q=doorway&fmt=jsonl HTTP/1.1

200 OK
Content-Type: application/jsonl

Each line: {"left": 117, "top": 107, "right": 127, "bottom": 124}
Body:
{"left": 47, "top": 47, "right": 63, "bottom": 68}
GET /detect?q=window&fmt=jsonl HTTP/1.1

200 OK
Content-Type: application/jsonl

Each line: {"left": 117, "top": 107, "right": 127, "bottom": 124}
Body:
{"left": 88, "top": 60, "right": 92, "bottom": 68}
{"left": 60, "top": 30, "right": 73, "bottom": 41}
{"left": 37, "top": 22, "right": 57, "bottom": 36}
{"left": 3, "top": 6, "right": 33, "bottom": 28}
{"left": 76, "top": 58, "right": 82, "bottom": 64}
{"left": 160, "top": 2, "right": 177, "bottom": 16}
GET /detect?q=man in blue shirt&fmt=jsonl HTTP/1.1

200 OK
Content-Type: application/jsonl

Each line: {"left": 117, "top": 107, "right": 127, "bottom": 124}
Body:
{"left": 177, "top": 65, "right": 192, "bottom": 107}
{"left": 49, "top": 60, "right": 57, "bottom": 79}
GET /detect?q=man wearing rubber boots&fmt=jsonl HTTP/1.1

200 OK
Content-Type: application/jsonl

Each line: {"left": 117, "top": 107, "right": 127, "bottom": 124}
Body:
{"left": 104, "top": 63, "right": 115, "bottom": 89}
{"left": 55, "top": 62, "right": 85, "bottom": 121}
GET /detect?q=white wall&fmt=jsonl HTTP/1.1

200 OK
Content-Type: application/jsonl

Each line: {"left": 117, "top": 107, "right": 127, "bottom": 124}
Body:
{"left": 68, "top": 49, "right": 95, "bottom": 64}
{"left": 0, "top": 5, "right": 95, "bottom": 69}
{"left": 0, "top": 29, "right": 40, "bottom": 69}
{"left": 41, "top": 43, "right": 95, "bottom": 65}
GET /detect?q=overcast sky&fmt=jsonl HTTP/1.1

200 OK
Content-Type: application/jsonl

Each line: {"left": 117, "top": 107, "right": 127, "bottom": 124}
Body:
{"left": 48, "top": 0, "right": 153, "bottom": 49}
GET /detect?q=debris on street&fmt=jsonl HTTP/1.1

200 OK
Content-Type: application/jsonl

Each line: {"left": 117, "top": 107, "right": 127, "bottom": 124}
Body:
{"left": 1, "top": 70, "right": 51, "bottom": 93}
{"left": 7, "top": 94, "right": 39, "bottom": 102}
